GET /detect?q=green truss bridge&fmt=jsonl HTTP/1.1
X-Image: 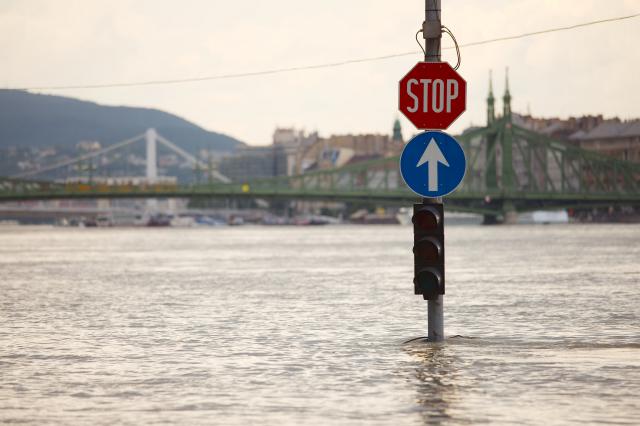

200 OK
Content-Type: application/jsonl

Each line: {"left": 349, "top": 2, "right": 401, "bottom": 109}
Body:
{"left": 2, "top": 81, "right": 640, "bottom": 222}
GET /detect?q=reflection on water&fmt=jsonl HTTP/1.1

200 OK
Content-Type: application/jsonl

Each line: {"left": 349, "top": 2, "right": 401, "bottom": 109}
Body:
{"left": 405, "top": 342, "right": 455, "bottom": 425}
{"left": 1, "top": 224, "right": 639, "bottom": 425}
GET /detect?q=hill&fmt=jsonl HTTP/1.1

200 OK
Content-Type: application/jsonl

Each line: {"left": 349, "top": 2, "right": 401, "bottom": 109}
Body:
{"left": 0, "top": 90, "right": 245, "bottom": 153}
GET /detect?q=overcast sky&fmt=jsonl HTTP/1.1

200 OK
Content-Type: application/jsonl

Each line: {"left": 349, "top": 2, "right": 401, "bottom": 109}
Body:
{"left": 1, "top": 0, "right": 638, "bottom": 145}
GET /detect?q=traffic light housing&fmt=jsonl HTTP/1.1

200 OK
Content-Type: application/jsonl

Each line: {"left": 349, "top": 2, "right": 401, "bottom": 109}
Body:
{"left": 412, "top": 203, "right": 444, "bottom": 300}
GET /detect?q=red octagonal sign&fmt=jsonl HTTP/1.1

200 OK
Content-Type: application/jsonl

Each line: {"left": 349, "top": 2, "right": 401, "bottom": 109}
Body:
{"left": 399, "top": 62, "right": 466, "bottom": 130}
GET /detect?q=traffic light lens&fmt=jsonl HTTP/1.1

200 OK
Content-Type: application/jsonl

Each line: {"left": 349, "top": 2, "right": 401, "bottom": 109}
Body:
{"left": 415, "top": 269, "right": 441, "bottom": 296}
{"left": 414, "top": 239, "right": 441, "bottom": 263}
{"left": 412, "top": 210, "right": 439, "bottom": 230}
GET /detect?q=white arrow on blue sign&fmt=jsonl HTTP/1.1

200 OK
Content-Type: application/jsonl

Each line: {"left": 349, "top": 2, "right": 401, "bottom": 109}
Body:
{"left": 400, "top": 131, "right": 466, "bottom": 198}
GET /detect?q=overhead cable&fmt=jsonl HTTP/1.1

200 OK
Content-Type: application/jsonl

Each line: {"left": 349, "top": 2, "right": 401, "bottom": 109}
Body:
{"left": 12, "top": 12, "right": 639, "bottom": 91}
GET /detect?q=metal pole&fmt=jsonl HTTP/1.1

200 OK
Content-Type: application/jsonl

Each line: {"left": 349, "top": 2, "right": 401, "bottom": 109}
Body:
{"left": 423, "top": 0, "right": 442, "bottom": 63}
{"left": 423, "top": 0, "right": 444, "bottom": 342}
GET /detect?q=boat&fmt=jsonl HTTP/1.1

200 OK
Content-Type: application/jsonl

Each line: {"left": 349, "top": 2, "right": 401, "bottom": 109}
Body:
{"left": 147, "top": 213, "right": 171, "bottom": 227}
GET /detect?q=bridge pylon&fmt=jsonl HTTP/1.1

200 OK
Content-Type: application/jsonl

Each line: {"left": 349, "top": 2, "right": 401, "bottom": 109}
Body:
{"left": 482, "top": 67, "right": 519, "bottom": 224}
{"left": 146, "top": 128, "right": 158, "bottom": 183}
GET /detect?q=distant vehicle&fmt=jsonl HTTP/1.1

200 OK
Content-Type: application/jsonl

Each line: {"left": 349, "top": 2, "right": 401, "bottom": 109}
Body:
{"left": 350, "top": 208, "right": 398, "bottom": 225}
{"left": 521, "top": 210, "right": 569, "bottom": 224}
{"left": 228, "top": 216, "right": 244, "bottom": 226}
{"left": 95, "top": 215, "right": 113, "bottom": 227}
{"left": 396, "top": 207, "right": 412, "bottom": 226}
{"left": 133, "top": 214, "right": 149, "bottom": 227}
{"left": 293, "top": 215, "right": 340, "bottom": 226}
{"left": 262, "top": 215, "right": 290, "bottom": 225}
{"left": 82, "top": 217, "right": 97, "bottom": 227}
{"left": 147, "top": 213, "right": 171, "bottom": 227}
{"left": 170, "top": 215, "right": 196, "bottom": 227}
{"left": 195, "top": 215, "right": 227, "bottom": 227}
{"left": 396, "top": 208, "right": 482, "bottom": 225}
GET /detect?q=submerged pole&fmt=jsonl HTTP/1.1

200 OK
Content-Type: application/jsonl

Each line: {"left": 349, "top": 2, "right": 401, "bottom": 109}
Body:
{"left": 423, "top": 0, "right": 444, "bottom": 342}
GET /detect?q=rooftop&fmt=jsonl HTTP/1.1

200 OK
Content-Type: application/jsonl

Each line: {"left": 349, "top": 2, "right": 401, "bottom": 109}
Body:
{"left": 573, "top": 120, "right": 640, "bottom": 140}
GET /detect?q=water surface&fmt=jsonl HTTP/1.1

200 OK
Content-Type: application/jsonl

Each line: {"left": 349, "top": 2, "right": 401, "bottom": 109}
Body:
{"left": 1, "top": 224, "right": 639, "bottom": 425}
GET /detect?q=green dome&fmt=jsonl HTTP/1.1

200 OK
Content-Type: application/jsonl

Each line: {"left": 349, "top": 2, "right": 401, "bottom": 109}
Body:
{"left": 392, "top": 119, "right": 403, "bottom": 142}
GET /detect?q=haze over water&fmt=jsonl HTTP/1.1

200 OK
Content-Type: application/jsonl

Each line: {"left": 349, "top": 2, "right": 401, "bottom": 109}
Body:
{"left": 1, "top": 224, "right": 639, "bottom": 425}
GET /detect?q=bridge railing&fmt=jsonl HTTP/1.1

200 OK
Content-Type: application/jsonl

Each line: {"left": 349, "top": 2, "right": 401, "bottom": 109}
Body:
{"left": 0, "top": 177, "right": 66, "bottom": 196}
{"left": 2, "top": 120, "right": 640, "bottom": 208}
{"left": 510, "top": 124, "right": 640, "bottom": 198}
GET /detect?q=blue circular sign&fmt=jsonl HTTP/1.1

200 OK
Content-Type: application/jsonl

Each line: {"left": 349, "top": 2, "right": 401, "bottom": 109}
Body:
{"left": 400, "top": 131, "right": 466, "bottom": 198}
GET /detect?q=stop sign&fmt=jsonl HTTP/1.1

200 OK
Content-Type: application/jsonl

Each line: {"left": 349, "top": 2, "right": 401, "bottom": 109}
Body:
{"left": 399, "top": 62, "right": 466, "bottom": 130}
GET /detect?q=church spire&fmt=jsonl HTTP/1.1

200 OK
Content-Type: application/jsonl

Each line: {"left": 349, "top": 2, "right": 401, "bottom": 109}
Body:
{"left": 503, "top": 67, "right": 512, "bottom": 120}
{"left": 487, "top": 69, "right": 495, "bottom": 125}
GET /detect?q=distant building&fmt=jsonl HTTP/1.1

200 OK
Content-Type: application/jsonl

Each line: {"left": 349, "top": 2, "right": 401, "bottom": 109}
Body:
{"left": 508, "top": 114, "right": 640, "bottom": 163}
{"left": 218, "top": 128, "right": 321, "bottom": 181}
{"left": 572, "top": 120, "right": 640, "bottom": 163}
{"left": 513, "top": 114, "right": 605, "bottom": 143}
{"left": 273, "top": 128, "right": 307, "bottom": 146}
{"left": 220, "top": 121, "right": 406, "bottom": 180}
{"left": 76, "top": 140, "right": 101, "bottom": 151}
{"left": 299, "top": 134, "right": 386, "bottom": 171}
{"left": 272, "top": 127, "right": 318, "bottom": 175}
{"left": 218, "top": 145, "right": 288, "bottom": 182}
{"left": 297, "top": 121, "right": 404, "bottom": 172}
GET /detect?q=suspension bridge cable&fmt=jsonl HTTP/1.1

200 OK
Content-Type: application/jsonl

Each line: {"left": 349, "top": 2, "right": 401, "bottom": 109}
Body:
{"left": 155, "top": 133, "right": 231, "bottom": 183}
{"left": 12, "top": 133, "right": 145, "bottom": 178}
{"left": 11, "top": 12, "right": 640, "bottom": 91}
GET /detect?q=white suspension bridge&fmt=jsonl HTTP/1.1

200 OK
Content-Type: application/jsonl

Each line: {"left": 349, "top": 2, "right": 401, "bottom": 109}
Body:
{"left": 6, "top": 128, "right": 233, "bottom": 219}
{"left": 13, "top": 128, "right": 231, "bottom": 184}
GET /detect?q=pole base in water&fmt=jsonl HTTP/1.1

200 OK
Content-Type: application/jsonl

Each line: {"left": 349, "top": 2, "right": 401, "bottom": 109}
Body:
{"left": 428, "top": 295, "right": 444, "bottom": 341}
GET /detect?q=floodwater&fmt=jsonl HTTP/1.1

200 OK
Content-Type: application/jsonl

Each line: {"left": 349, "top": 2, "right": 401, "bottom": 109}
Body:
{"left": 1, "top": 224, "right": 639, "bottom": 425}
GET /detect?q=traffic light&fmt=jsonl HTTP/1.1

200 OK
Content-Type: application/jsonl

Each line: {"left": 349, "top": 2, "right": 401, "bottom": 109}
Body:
{"left": 412, "top": 203, "right": 444, "bottom": 300}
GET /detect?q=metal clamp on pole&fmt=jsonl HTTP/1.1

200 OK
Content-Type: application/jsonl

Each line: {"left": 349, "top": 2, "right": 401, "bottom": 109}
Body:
{"left": 422, "top": 19, "right": 442, "bottom": 39}
{"left": 422, "top": 16, "right": 441, "bottom": 38}
{"left": 423, "top": 0, "right": 442, "bottom": 63}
